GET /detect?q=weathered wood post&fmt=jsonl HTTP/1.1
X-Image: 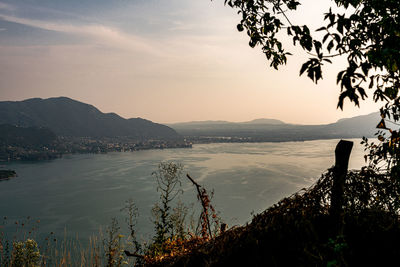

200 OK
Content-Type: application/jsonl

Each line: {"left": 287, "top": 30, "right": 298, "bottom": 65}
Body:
{"left": 330, "top": 140, "right": 353, "bottom": 232}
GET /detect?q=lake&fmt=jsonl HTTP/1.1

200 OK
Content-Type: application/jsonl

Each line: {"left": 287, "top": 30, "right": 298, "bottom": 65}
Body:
{"left": 0, "top": 139, "right": 367, "bottom": 243}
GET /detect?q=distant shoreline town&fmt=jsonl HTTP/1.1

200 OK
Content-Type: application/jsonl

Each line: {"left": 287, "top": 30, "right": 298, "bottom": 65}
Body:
{"left": 0, "top": 136, "right": 192, "bottom": 162}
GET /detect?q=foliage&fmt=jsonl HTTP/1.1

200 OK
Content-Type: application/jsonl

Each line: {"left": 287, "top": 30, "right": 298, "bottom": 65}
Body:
{"left": 146, "top": 162, "right": 224, "bottom": 262}
{"left": 169, "top": 201, "right": 189, "bottom": 240}
{"left": 223, "top": 0, "right": 400, "bottom": 168}
{"left": 0, "top": 216, "right": 119, "bottom": 266}
{"left": 326, "top": 235, "right": 348, "bottom": 267}
{"left": 121, "top": 199, "right": 142, "bottom": 266}
{"left": 0, "top": 124, "right": 57, "bottom": 148}
{"left": 103, "top": 218, "right": 126, "bottom": 267}
{"left": 139, "top": 164, "right": 224, "bottom": 265}
{"left": 11, "top": 239, "right": 41, "bottom": 267}
{"left": 144, "top": 236, "right": 207, "bottom": 265}
{"left": 155, "top": 167, "right": 400, "bottom": 266}
{"left": 362, "top": 130, "right": 400, "bottom": 171}
{"left": 151, "top": 162, "right": 184, "bottom": 248}
{"left": 0, "top": 217, "right": 44, "bottom": 267}
{"left": 186, "top": 175, "right": 221, "bottom": 240}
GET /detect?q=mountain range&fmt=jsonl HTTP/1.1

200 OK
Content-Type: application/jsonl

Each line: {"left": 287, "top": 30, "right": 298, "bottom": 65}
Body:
{"left": 168, "top": 112, "right": 383, "bottom": 142}
{"left": 0, "top": 97, "right": 180, "bottom": 140}
{"left": 0, "top": 97, "right": 386, "bottom": 143}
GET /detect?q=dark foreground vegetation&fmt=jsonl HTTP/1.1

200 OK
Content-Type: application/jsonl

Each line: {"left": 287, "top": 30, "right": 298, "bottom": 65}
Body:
{"left": 153, "top": 167, "right": 400, "bottom": 267}
{"left": 141, "top": 137, "right": 400, "bottom": 267}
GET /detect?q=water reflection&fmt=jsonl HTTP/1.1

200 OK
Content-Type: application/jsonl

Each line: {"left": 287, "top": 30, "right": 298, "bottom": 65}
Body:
{"left": 0, "top": 139, "right": 366, "bottom": 242}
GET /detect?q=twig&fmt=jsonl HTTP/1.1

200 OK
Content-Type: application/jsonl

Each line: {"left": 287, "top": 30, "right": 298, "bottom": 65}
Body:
{"left": 186, "top": 174, "right": 213, "bottom": 239}
{"left": 275, "top": 5, "right": 293, "bottom": 27}
{"left": 124, "top": 250, "right": 144, "bottom": 259}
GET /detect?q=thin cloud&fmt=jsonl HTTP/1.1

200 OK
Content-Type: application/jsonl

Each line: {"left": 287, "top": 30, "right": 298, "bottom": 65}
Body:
{"left": 0, "top": 2, "right": 15, "bottom": 11}
{"left": 0, "top": 13, "right": 239, "bottom": 63}
{"left": 169, "top": 21, "right": 194, "bottom": 31}
{"left": 0, "top": 14, "right": 164, "bottom": 56}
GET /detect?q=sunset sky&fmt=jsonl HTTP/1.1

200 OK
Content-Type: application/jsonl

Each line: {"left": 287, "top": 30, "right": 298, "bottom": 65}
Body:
{"left": 0, "top": 0, "right": 381, "bottom": 124}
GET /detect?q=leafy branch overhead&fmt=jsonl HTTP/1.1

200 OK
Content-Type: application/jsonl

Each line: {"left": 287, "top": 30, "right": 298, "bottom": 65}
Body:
{"left": 224, "top": 0, "right": 400, "bottom": 110}
{"left": 224, "top": 0, "right": 400, "bottom": 169}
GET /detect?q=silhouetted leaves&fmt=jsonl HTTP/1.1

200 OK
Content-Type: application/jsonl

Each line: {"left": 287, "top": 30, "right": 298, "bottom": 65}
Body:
{"left": 224, "top": 0, "right": 400, "bottom": 167}
{"left": 300, "top": 58, "right": 322, "bottom": 83}
{"left": 224, "top": 0, "right": 400, "bottom": 155}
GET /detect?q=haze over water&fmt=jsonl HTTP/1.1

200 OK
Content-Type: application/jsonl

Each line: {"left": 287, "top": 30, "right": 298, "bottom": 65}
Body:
{"left": 0, "top": 139, "right": 366, "bottom": 242}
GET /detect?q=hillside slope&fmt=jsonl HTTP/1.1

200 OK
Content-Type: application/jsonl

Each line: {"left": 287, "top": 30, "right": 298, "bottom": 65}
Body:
{"left": 0, "top": 97, "right": 180, "bottom": 140}
{"left": 0, "top": 124, "right": 56, "bottom": 147}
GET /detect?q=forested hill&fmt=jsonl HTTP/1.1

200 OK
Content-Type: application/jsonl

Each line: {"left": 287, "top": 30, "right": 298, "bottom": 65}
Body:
{"left": 168, "top": 112, "right": 381, "bottom": 142}
{"left": 0, "top": 97, "right": 180, "bottom": 140}
{"left": 0, "top": 124, "right": 56, "bottom": 147}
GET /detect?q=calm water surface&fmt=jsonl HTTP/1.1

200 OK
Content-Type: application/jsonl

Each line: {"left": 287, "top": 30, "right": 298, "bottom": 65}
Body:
{"left": 0, "top": 139, "right": 366, "bottom": 241}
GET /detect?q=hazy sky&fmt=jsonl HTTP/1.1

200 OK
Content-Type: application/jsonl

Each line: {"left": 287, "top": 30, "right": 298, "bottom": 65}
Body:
{"left": 0, "top": 0, "right": 381, "bottom": 124}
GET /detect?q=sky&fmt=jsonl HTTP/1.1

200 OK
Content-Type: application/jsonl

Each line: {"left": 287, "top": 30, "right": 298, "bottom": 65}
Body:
{"left": 0, "top": 0, "right": 381, "bottom": 124}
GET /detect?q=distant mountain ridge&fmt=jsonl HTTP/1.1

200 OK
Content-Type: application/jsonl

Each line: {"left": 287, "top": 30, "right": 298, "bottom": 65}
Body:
{"left": 168, "top": 112, "right": 382, "bottom": 142}
{"left": 170, "top": 118, "right": 285, "bottom": 126}
{"left": 0, "top": 97, "right": 180, "bottom": 140}
{"left": 241, "top": 118, "right": 285, "bottom": 125}
{"left": 0, "top": 97, "right": 383, "bottom": 143}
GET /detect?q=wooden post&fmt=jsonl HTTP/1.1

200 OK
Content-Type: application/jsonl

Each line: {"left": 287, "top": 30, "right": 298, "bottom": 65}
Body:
{"left": 330, "top": 140, "right": 353, "bottom": 232}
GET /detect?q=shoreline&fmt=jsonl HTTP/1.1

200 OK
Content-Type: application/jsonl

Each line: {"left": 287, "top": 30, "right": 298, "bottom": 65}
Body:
{"left": 1, "top": 137, "right": 368, "bottom": 163}
{"left": 0, "top": 169, "right": 17, "bottom": 180}
{"left": 0, "top": 143, "right": 193, "bottom": 163}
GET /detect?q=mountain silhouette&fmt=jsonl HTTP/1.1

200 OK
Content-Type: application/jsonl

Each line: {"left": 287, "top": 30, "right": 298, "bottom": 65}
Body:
{"left": 168, "top": 112, "right": 381, "bottom": 141}
{"left": 0, "top": 97, "right": 180, "bottom": 140}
